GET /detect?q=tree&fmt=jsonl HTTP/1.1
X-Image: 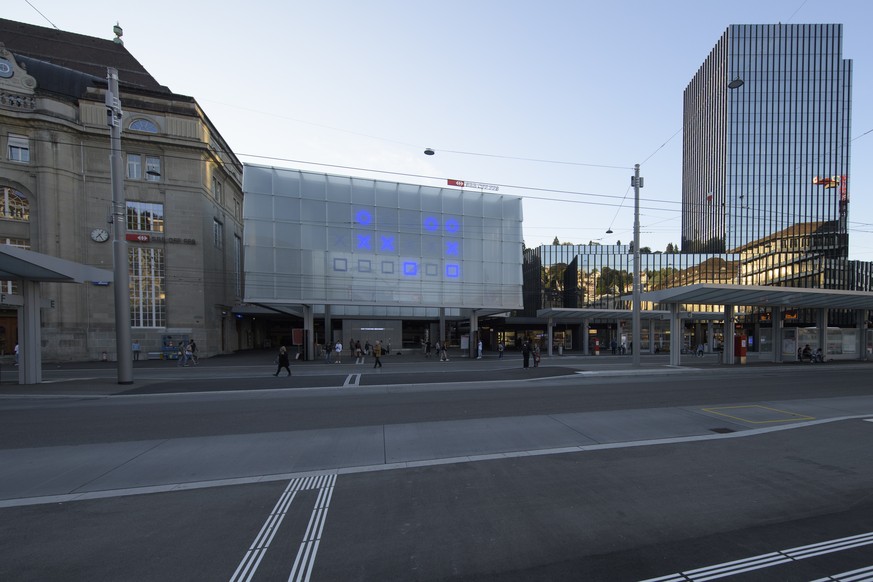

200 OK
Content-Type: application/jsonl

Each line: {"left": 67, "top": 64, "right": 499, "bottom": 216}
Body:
{"left": 665, "top": 243, "right": 676, "bottom": 253}
{"left": 552, "top": 237, "right": 560, "bottom": 245}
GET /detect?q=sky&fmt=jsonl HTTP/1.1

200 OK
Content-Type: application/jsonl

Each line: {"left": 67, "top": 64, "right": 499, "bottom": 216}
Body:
{"left": 6, "top": 0, "right": 873, "bottom": 259}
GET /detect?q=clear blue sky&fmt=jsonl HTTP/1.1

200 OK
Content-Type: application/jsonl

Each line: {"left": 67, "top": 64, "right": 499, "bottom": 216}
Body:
{"left": 6, "top": 0, "right": 873, "bottom": 258}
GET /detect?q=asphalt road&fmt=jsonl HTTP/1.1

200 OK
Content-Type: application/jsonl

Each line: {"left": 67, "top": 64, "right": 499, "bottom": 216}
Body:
{"left": 1, "top": 357, "right": 872, "bottom": 581}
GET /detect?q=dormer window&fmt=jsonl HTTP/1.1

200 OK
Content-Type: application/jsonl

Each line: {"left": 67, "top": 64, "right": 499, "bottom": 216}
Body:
{"left": 129, "top": 118, "right": 158, "bottom": 133}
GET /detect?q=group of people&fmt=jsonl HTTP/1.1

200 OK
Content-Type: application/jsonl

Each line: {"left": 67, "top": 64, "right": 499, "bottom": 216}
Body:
{"left": 176, "top": 339, "right": 198, "bottom": 366}
{"left": 798, "top": 344, "right": 825, "bottom": 363}
{"left": 325, "top": 339, "right": 386, "bottom": 368}
{"left": 520, "top": 341, "right": 541, "bottom": 368}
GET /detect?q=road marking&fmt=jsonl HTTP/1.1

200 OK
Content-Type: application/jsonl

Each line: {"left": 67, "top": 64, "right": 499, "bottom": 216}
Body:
{"left": 288, "top": 474, "right": 336, "bottom": 582}
{"left": 343, "top": 374, "right": 360, "bottom": 387}
{"left": 640, "top": 531, "right": 873, "bottom": 582}
{"left": 702, "top": 404, "right": 815, "bottom": 424}
{"left": 229, "top": 474, "right": 337, "bottom": 582}
{"left": 810, "top": 563, "right": 873, "bottom": 582}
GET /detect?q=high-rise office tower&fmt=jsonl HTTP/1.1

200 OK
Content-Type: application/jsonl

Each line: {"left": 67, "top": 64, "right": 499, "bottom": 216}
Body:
{"left": 682, "top": 24, "right": 852, "bottom": 260}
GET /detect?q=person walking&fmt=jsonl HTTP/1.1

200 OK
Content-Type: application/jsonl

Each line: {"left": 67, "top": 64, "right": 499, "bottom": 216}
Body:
{"left": 273, "top": 346, "right": 291, "bottom": 376}
{"left": 334, "top": 340, "right": 343, "bottom": 364}
{"left": 497, "top": 341, "right": 504, "bottom": 359}
{"left": 188, "top": 339, "right": 198, "bottom": 365}
{"left": 477, "top": 339, "right": 483, "bottom": 359}
{"left": 373, "top": 340, "right": 383, "bottom": 368}
{"left": 132, "top": 340, "right": 141, "bottom": 361}
{"left": 177, "top": 342, "right": 188, "bottom": 367}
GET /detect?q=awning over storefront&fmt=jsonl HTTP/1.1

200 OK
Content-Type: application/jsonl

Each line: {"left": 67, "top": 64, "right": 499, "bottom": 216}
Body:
{"left": 636, "top": 283, "right": 873, "bottom": 311}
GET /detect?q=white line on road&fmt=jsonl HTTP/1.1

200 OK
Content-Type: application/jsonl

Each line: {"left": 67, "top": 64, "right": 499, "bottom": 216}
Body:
{"left": 229, "top": 474, "right": 336, "bottom": 582}
{"left": 342, "top": 374, "right": 360, "bottom": 387}
{"left": 810, "top": 563, "right": 873, "bottom": 582}
{"left": 640, "top": 531, "right": 873, "bottom": 582}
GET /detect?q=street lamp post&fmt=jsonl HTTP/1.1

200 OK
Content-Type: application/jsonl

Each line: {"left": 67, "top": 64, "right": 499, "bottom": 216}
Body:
{"left": 107, "top": 68, "right": 133, "bottom": 384}
{"left": 631, "top": 164, "right": 643, "bottom": 367}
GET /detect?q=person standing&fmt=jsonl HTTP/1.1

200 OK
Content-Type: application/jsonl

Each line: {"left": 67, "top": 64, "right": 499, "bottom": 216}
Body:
{"left": 497, "top": 341, "right": 504, "bottom": 359}
{"left": 132, "top": 340, "right": 141, "bottom": 361}
{"left": 14, "top": 343, "right": 19, "bottom": 366}
{"left": 522, "top": 341, "right": 531, "bottom": 369}
{"left": 373, "top": 340, "right": 383, "bottom": 368}
{"left": 274, "top": 346, "right": 291, "bottom": 376}
{"left": 477, "top": 339, "right": 483, "bottom": 359}
{"left": 334, "top": 340, "right": 343, "bottom": 364}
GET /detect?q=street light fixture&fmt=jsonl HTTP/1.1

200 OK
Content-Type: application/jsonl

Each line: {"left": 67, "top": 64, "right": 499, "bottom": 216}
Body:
{"left": 728, "top": 76, "right": 744, "bottom": 89}
{"left": 424, "top": 148, "right": 435, "bottom": 155}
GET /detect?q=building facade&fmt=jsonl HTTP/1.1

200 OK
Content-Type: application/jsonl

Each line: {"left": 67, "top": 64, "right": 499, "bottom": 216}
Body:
{"left": 682, "top": 24, "right": 851, "bottom": 256}
{"left": 0, "top": 19, "right": 248, "bottom": 361}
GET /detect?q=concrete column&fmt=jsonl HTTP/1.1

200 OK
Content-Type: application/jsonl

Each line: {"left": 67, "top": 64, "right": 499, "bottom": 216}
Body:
{"left": 724, "top": 304, "right": 735, "bottom": 365}
{"left": 324, "top": 305, "right": 332, "bottom": 344}
{"left": 303, "top": 305, "right": 314, "bottom": 361}
{"left": 469, "top": 311, "right": 479, "bottom": 358}
{"left": 582, "top": 321, "right": 589, "bottom": 355}
{"left": 707, "top": 320, "right": 715, "bottom": 353}
{"left": 857, "top": 310, "right": 867, "bottom": 361}
{"left": 439, "top": 308, "right": 446, "bottom": 344}
{"left": 669, "top": 303, "right": 682, "bottom": 366}
{"left": 547, "top": 317, "right": 554, "bottom": 356}
{"left": 772, "top": 307, "right": 783, "bottom": 363}
{"left": 20, "top": 280, "right": 42, "bottom": 384}
{"left": 817, "top": 308, "right": 828, "bottom": 357}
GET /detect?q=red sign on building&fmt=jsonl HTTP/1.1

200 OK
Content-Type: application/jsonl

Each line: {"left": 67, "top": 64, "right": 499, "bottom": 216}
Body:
{"left": 126, "top": 233, "right": 150, "bottom": 243}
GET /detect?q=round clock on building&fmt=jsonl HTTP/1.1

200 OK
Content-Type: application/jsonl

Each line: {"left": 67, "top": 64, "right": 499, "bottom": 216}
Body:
{"left": 90, "top": 228, "right": 110, "bottom": 242}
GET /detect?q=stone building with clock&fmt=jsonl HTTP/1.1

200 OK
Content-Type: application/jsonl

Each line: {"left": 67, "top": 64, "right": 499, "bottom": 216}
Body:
{"left": 0, "top": 18, "right": 250, "bottom": 360}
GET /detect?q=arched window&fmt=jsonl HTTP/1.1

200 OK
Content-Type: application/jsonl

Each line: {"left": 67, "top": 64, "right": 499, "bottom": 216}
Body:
{"left": 0, "top": 187, "right": 30, "bottom": 221}
{"left": 129, "top": 118, "right": 159, "bottom": 133}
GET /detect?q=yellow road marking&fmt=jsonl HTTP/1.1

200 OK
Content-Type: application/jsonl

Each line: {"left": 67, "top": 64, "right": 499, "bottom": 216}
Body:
{"left": 702, "top": 404, "right": 815, "bottom": 424}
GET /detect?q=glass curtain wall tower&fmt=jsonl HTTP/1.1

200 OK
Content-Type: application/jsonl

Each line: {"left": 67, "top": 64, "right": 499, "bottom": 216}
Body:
{"left": 682, "top": 24, "right": 852, "bottom": 263}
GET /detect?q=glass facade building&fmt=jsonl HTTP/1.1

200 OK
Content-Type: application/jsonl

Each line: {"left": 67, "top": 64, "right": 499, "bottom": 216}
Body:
{"left": 683, "top": 24, "right": 851, "bottom": 257}
{"left": 243, "top": 165, "right": 524, "bottom": 310}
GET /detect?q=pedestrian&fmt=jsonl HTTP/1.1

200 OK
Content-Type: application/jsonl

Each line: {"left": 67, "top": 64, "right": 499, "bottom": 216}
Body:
{"left": 132, "top": 339, "right": 141, "bottom": 361}
{"left": 498, "top": 341, "right": 504, "bottom": 359}
{"left": 324, "top": 341, "right": 331, "bottom": 363}
{"left": 522, "top": 341, "right": 531, "bottom": 369}
{"left": 14, "top": 342, "right": 19, "bottom": 366}
{"left": 373, "top": 340, "right": 383, "bottom": 368}
{"left": 425, "top": 340, "right": 432, "bottom": 357}
{"left": 334, "top": 340, "right": 343, "bottom": 364}
{"left": 177, "top": 342, "right": 188, "bottom": 366}
{"left": 533, "top": 344, "right": 541, "bottom": 367}
{"left": 440, "top": 342, "right": 449, "bottom": 362}
{"left": 273, "top": 346, "right": 291, "bottom": 376}
{"left": 611, "top": 339, "right": 617, "bottom": 355}
{"left": 477, "top": 339, "right": 483, "bottom": 359}
{"left": 188, "top": 339, "right": 198, "bottom": 365}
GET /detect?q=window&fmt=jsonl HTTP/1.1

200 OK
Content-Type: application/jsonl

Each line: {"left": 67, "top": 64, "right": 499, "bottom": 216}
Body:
{"left": 213, "top": 219, "right": 224, "bottom": 249}
{"left": 1, "top": 237, "right": 29, "bottom": 294}
{"left": 0, "top": 187, "right": 30, "bottom": 221}
{"left": 234, "top": 198, "right": 241, "bottom": 221}
{"left": 212, "top": 177, "right": 223, "bottom": 205}
{"left": 129, "top": 247, "right": 165, "bottom": 327}
{"left": 127, "top": 201, "right": 164, "bottom": 232}
{"left": 127, "top": 154, "right": 141, "bottom": 179}
{"left": 145, "top": 156, "right": 161, "bottom": 181}
{"left": 7, "top": 134, "right": 29, "bottom": 163}
{"left": 127, "top": 154, "right": 161, "bottom": 181}
{"left": 129, "top": 118, "right": 158, "bottom": 133}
